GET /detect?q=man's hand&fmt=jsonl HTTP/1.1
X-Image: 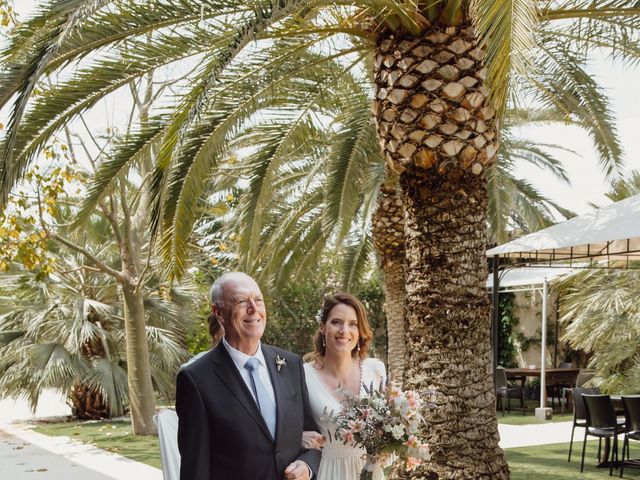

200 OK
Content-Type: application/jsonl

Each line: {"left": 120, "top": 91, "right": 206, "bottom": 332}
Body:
{"left": 284, "top": 460, "right": 311, "bottom": 480}
{"left": 301, "top": 431, "right": 325, "bottom": 450}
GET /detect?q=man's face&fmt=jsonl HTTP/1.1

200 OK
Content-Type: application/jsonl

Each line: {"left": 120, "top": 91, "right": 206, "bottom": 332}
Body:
{"left": 214, "top": 275, "right": 266, "bottom": 353}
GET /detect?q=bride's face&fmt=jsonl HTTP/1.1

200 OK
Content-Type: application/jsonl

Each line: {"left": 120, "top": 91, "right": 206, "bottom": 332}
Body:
{"left": 322, "top": 303, "right": 359, "bottom": 356}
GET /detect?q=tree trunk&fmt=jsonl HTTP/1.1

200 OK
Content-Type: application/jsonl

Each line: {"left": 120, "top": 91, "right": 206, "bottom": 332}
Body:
{"left": 122, "top": 75, "right": 157, "bottom": 435}
{"left": 372, "top": 23, "right": 509, "bottom": 478}
{"left": 380, "top": 259, "right": 406, "bottom": 384}
{"left": 401, "top": 168, "right": 507, "bottom": 479}
{"left": 372, "top": 173, "right": 407, "bottom": 384}
{"left": 70, "top": 384, "right": 112, "bottom": 420}
{"left": 122, "top": 283, "right": 157, "bottom": 435}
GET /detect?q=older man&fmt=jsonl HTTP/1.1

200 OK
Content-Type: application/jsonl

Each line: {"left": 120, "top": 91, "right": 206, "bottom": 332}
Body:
{"left": 176, "top": 272, "right": 321, "bottom": 480}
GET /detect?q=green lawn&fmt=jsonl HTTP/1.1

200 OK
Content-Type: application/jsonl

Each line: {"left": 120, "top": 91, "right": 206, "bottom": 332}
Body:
{"left": 498, "top": 410, "right": 573, "bottom": 425}
{"left": 507, "top": 441, "right": 640, "bottom": 479}
{"left": 31, "top": 419, "right": 640, "bottom": 479}
{"left": 497, "top": 398, "right": 574, "bottom": 425}
{"left": 32, "top": 420, "right": 161, "bottom": 469}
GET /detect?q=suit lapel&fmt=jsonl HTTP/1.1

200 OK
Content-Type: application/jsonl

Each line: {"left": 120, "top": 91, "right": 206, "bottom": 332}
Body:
{"left": 209, "top": 343, "right": 273, "bottom": 441}
{"left": 262, "top": 346, "right": 285, "bottom": 443}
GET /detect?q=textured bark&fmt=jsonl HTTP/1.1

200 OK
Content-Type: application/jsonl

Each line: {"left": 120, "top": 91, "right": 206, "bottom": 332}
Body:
{"left": 372, "top": 26, "right": 498, "bottom": 179}
{"left": 380, "top": 259, "right": 406, "bottom": 383}
{"left": 372, "top": 173, "right": 407, "bottom": 384}
{"left": 70, "top": 384, "right": 111, "bottom": 420}
{"left": 71, "top": 311, "right": 113, "bottom": 420}
{"left": 372, "top": 23, "right": 509, "bottom": 479}
{"left": 399, "top": 167, "right": 508, "bottom": 479}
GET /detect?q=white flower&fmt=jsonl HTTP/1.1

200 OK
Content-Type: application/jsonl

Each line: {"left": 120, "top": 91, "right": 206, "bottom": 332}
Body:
{"left": 275, "top": 355, "right": 287, "bottom": 371}
{"left": 391, "top": 424, "right": 405, "bottom": 440}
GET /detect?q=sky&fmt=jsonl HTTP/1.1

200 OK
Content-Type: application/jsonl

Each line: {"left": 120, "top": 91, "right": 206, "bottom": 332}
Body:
{"left": 511, "top": 53, "right": 640, "bottom": 215}
{"left": 4, "top": 1, "right": 640, "bottom": 217}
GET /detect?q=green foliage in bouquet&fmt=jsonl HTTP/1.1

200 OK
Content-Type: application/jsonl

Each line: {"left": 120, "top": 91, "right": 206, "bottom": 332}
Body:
{"left": 331, "top": 382, "right": 431, "bottom": 479}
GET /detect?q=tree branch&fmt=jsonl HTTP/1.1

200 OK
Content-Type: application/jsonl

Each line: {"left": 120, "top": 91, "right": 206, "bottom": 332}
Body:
{"left": 100, "top": 200, "right": 123, "bottom": 246}
{"left": 49, "top": 232, "right": 124, "bottom": 281}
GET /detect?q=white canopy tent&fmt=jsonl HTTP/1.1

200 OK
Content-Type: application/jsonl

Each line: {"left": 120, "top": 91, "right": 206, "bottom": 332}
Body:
{"left": 486, "top": 193, "right": 640, "bottom": 415}
{"left": 487, "top": 193, "right": 640, "bottom": 265}
{"left": 485, "top": 267, "right": 577, "bottom": 291}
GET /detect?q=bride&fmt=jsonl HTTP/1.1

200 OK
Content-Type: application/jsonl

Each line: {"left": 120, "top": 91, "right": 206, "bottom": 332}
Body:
{"left": 303, "top": 293, "right": 386, "bottom": 480}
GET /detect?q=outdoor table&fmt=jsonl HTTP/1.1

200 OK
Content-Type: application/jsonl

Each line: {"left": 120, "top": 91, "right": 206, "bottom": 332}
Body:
{"left": 505, "top": 368, "right": 580, "bottom": 408}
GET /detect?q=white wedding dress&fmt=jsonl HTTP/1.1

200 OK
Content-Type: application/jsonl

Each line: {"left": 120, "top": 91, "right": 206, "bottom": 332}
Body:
{"left": 304, "top": 357, "right": 386, "bottom": 480}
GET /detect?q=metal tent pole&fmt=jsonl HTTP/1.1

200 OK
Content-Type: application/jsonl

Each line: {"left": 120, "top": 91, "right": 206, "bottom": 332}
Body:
{"left": 539, "top": 278, "right": 548, "bottom": 410}
{"left": 492, "top": 255, "right": 500, "bottom": 375}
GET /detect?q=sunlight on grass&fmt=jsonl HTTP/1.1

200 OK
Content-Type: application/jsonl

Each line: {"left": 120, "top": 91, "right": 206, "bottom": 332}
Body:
{"left": 497, "top": 399, "right": 574, "bottom": 425}
{"left": 32, "top": 420, "right": 161, "bottom": 469}
{"left": 498, "top": 411, "right": 574, "bottom": 425}
{"left": 507, "top": 441, "right": 640, "bottom": 479}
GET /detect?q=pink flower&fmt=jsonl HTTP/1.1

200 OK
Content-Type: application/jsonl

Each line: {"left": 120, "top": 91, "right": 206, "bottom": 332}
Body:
{"left": 406, "top": 457, "right": 422, "bottom": 471}
{"left": 388, "top": 384, "right": 402, "bottom": 399}
{"left": 360, "top": 407, "right": 374, "bottom": 419}
{"left": 339, "top": 428, "right": 354, "bottom": 444}
{"left": 348, "top": 419, "right": 363, "bottom": 432}
{"left": 405, "top": 435, "right": 419, "bottom": 448}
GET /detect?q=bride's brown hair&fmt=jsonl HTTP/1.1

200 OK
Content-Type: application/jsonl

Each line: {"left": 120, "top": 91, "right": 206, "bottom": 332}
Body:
{"left": 304, "top": 292, "right": 373, "bottom": 366}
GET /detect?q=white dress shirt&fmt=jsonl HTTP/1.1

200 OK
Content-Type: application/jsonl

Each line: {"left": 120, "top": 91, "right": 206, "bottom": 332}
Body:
{"left": 222, "top": 337, "right": 276, "bottom": 405}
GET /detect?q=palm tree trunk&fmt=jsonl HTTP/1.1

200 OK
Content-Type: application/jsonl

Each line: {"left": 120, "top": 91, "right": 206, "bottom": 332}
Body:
{"left": 372, "top": 23, "right": 508, "bottom": 478}
{"left": 372, "top": 173, "right": 407, "bottom": 384}
{"left": 401, "top": 168, "right": 508, "bottom": 479}
{"left": 70, "top": 384, "right": 111, "bottom": 420}
{"left": 121, "top": 283, "right": 157, "bottom": 435}
{"left": 380, "top": 259, "right": 406, "bottom": 383}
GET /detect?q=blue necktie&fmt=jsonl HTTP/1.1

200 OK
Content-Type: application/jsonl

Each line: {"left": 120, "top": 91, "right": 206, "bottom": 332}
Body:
{"left": 244, "top": 357, "right": 276, "bottom": 439}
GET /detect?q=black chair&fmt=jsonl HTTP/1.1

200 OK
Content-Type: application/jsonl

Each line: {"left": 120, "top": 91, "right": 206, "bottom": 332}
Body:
{"left": 495, "top": 367, "right": 525, "bottom": 416}
{"left": 568, "top": 387, "right": 600, "bottom": 462}
{"left": 562, "top": 370, "right": 597, "bottom": 415}
{"left": 582, "top": 394, "right": 624, "bottom": 476}
{"left": 620, "top": 396, "right": 640, "bottom": 478}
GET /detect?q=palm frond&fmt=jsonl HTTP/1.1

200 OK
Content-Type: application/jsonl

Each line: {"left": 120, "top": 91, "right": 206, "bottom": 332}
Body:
{"left": 1, "top": 0, "right": 114, "bottom": 173}
{"left": 522, "top": 41, "right": 623, "bottom": 175}
{"left": 85, "top": 357, "right": 128, "bottom": 417}
{"left": 473, "top": 0, "right": 540, "bottom": 115}
{"left": 72, "top": 117, "right": 167, "bottom": 229}
{"left": 1, "top": 25, "right": 231, "bottom": 207}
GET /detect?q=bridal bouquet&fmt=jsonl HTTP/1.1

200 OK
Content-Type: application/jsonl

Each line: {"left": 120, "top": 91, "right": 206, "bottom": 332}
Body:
{"left": 331, "top": 382, "right": 431, "bottom": 480}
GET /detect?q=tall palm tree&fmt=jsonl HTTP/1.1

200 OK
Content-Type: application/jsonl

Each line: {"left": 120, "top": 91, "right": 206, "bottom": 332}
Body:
{"left": 1, "top": 0, "right": 637, "bottom": 476}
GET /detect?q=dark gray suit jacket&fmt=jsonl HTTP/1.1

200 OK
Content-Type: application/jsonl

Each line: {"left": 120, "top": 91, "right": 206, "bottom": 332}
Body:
{"left": 176, "top": 343, "right": 321, "bottom": 479}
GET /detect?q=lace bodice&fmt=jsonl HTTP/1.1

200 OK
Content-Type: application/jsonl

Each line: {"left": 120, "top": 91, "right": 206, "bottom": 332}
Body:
{"left": 304, "top": 358, "right": 386, "bottom": 479}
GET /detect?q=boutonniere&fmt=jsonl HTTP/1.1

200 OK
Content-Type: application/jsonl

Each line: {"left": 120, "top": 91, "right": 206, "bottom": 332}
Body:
{"left": 275, "top": 355, "right": 287, "bottom": 372}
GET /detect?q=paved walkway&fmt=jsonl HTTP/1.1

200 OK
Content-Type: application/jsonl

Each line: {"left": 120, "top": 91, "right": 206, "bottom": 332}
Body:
{"left": 499, "top": 421, "right": 577, "bottom": 448}
{"left": 0, "top": 423, "right": 161, "bottom": 480}
{"left": 0, "top": 391, "right": 162, "bottom": 480}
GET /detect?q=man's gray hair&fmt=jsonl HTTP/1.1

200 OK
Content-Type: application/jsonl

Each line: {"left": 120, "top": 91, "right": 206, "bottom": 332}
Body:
{"left": 209, "top": 272, "right": 254, "bottom": 306}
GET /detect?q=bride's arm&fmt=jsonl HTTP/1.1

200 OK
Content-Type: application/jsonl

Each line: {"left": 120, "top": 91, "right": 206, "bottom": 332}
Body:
{"left": 302, "top": 431, "right": 325, "bottom": 450}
